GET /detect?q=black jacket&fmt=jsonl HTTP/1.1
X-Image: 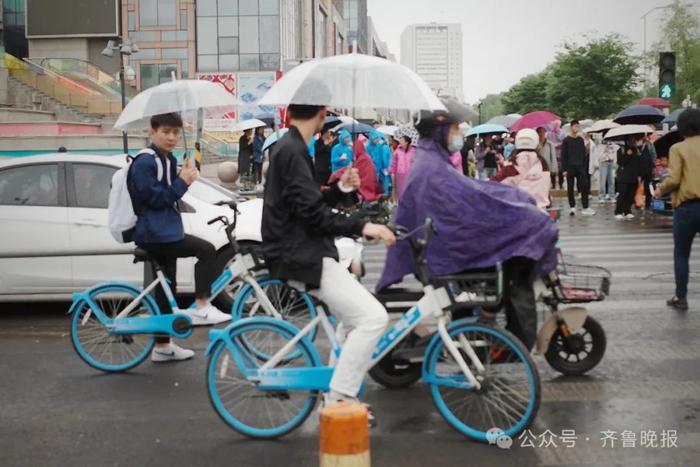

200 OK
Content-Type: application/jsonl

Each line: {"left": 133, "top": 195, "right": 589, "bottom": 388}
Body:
{"left": 262, "top": 126, "right": 366, "bottom": 288}
{"left": 616, "top": 147, "right": 642, "bottom": 184}
{"left": 561, "top": 135, "right": 587, "bottom": 170}
{"left": 238, "top": 134, "right": 253, "bottom": 174}
{"left": 314, "top": 138, "right": 333, "bottom": 184}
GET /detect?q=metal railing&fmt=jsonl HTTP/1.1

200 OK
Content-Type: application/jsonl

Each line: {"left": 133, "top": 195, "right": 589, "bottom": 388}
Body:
{"left": 5, "top": 54, "right": 123, "bottom": 115}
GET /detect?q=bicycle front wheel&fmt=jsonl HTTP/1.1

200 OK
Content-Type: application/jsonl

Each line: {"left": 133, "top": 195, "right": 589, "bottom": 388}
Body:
{"left": 425, "top": 322, "right": 541, "bottom": 442}
{"left": 207, "top": 320, "right": 321, "bottom": 439}
{"left": 70, "top": 284, "right": 158, "bottom": 373}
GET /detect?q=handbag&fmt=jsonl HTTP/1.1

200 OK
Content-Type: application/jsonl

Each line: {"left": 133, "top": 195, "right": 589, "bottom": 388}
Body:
{"left": 634, "top": 182, "right": 645, "bottom": 209}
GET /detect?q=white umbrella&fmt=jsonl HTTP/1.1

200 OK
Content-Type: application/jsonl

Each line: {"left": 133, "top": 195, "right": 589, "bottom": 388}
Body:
{"left": 376, "top": 125, "right": 397, "bottom": 136}
{"left": 603, "top": 124, "right": 654, "bottom": 141}
{"left": 584, "top": 119, "right": 620, "bottom": 134}
{"left": 259, "top": 52, "right": 445, "bottom": 112}
{"left": 232, "top": 118, "right": 267, "bottom": 132}
{"left": 114, "top": 80, "right": 238, "bottom": 130}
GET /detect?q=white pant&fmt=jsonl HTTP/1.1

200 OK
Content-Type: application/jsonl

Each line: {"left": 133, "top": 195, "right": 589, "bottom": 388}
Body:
{"left": 309, "top": 258, "right": 389, "bottom": 397}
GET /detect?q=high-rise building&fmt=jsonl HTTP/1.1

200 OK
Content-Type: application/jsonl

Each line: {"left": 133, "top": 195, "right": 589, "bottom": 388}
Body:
{"left": 343, "top": 0, "right": 367, "bottom": 53}
{"left": 400, "top": 23, "right": 463, "bottom": 101}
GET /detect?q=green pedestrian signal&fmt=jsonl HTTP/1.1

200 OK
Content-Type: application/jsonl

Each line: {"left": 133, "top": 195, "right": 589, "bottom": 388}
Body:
{"left": 659, "top": 83, "right": 674, "bottom": 100}
{"left": 658, "top": 52, "right": 676, "bottom": 100}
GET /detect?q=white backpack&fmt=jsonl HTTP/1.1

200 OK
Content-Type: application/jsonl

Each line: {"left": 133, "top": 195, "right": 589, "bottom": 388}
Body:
{"left": 108, "top": 148, "right": 171, "bottom": 243}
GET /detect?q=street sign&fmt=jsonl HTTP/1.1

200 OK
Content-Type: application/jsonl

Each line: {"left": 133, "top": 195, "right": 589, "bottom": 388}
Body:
{"left": 659, "top": 83, "right": 674, "bottom": 100}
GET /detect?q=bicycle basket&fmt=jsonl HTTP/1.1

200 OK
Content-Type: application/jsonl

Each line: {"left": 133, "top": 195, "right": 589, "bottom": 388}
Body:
{"left": 555, "top": 263, "right": 612, "bottom": 303}
{"left": 433, "top": 269, "right": 503, "bottom": 310}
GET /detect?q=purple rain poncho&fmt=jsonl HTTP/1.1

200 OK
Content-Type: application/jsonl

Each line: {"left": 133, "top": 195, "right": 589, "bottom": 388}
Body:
{"left": 377, "top": 137, "right": 559, "bottom": 291}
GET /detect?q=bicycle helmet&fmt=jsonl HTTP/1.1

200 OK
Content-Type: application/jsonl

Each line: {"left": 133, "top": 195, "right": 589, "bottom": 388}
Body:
{"left": 415, "top": 98, "right": 474, "bottom": 137}
{"left": 515, "top": 128, "right": 539, "bottom": 151}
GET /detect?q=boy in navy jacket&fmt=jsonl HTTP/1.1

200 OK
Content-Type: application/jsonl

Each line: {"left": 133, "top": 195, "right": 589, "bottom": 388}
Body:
{"left": 130, "top": 113, "right": 230, "bottom": 362}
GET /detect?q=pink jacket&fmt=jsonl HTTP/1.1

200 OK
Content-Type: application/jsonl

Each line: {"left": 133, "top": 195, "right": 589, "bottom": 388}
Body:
{"left": 390, "top": 145, "right": 415, "bottom": 175}
{"left": 500, "top": 151, "right": 551, "bottom": 209}
{"left": 450, "top": 151, "right": 463, "bottom": 173}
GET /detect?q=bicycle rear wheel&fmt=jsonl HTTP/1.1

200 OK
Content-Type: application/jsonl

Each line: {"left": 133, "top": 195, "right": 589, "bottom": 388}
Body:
{"left": 207, "top": 320, "right": 321, "bottom": 439}
{"left": 70, "top": 284, "right": 158, "bottom": 372}
{"left": 232, "top": 279, "right": 318, "bottom": 342}
{"left": 425, "top": 322, "right": 540, "bottom": 442}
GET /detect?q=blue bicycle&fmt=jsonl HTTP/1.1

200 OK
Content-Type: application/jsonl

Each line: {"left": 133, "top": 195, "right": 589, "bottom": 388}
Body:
{"left": 68, "top": 202, "right": 318, "bottom": 373}
{"left": 205, "top": 218, "right": 541, "bottom": 441}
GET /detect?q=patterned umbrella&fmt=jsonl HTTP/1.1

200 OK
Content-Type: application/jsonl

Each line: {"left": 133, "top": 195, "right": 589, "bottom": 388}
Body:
{"left": 394, "top": 124, "right": 420, "bottom": 146}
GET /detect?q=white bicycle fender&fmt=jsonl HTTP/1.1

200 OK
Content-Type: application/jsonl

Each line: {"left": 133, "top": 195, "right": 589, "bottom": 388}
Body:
{"left": 535, "top": 306, "right": 588, "bottom": 355}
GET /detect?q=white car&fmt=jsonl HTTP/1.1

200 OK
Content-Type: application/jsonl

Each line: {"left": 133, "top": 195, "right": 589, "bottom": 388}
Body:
{"left": 0, "top": 153, "right": 263, "bottom": 304}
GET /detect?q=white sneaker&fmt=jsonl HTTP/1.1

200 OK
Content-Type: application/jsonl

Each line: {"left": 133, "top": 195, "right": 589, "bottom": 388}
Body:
{"left": 151, "top": 342, "right": 194, "bottom": 362}
{"left": 625, "top": 213, "right": 635, "bottom": 220}
{"left": 615, "top": 214, "right": 624, "bottom": 220}
{"left": 180, "top": 305, "right": 231, "bottom": 326}
{"left": 569, "top": 208, "right": 576, "bottom": 216}
{"left": 581, "top": 208, "right": 596, "bottom": 216}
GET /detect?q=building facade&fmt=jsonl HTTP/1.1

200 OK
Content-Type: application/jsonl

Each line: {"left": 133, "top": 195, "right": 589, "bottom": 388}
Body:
{"left": 343, "top": 0, "right": 366, "bottom": 52}
{"left": 401, "top": 23, "right": 463, "bottom": 101}
{"left": 122, "top": 0, "right": 197, "bottom": 90}
{"left": 2, "top": 0, "right": 27, "bottom": 59}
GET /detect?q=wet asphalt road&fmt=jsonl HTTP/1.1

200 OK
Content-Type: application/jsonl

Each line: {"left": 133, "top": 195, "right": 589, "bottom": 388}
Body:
{"left": 1, "top": 200, "right": 699, "bottom": 467}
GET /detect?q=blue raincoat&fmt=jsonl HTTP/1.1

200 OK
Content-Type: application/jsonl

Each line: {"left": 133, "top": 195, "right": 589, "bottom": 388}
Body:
{"left": 366, "top": 129, "right": 392, "bottom": 195}
{"left": 331, "top": 130, "right": 353, "bottom": 172}
{"left": 377, "top": 136, "right": 558, "bottom": 291}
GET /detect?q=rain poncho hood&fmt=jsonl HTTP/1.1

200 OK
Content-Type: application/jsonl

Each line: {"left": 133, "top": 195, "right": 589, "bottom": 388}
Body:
{"left": 500, "top": 150, "right": 551, "bottom": 210}
{"left": 367, "top": 129, "right": 392, "bottom": 195}
{"left": 331, "top": 129, "right": 353, "bottom": 172}
{"left": 377, "top": 137, "right": 559, "bottom": 291}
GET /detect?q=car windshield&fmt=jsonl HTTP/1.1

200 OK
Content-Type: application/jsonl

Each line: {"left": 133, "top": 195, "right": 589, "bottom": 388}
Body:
{"left": 187, "top": 178, "right": 237, "bottom": 204}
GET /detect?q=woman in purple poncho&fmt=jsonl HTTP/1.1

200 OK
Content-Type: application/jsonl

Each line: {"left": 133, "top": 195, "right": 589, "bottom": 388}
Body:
{"left": 377, "top": 99, "right": 559, "bottom": 349}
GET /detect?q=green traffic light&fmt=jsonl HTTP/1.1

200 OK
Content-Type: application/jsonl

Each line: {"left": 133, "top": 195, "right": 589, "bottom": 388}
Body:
{"left": 659, "top": 83, "right": 674, "bottom": 100}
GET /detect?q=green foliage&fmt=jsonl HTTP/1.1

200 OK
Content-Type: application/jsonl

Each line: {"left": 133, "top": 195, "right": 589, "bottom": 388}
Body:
{"left": 476, "top": 93, "right": 505, "bottom": 124}
{"left": 655, "top": 1, "right": 700, "bottom": 106}
{"left": 502, "top": 70, "right": 551, "bottom": 115}
{"left": 546, "top": 34, "right": 639, "bottom": 119}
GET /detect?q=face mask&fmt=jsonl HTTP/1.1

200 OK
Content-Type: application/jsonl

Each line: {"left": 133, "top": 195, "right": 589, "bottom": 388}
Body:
{"left": 447, "top": 135, "right": 464, "bottom": 153}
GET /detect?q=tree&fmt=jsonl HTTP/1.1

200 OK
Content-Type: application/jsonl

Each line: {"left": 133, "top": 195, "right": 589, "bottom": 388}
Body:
{"left": 502, "top": 70, "right": 551, "bottom": 115}
{"left": 653, "top": 1, "right": 700, "bottom": 106}
{"left": 476, "top": 93, "right": 505, "bottom": 124}
{"left": 546, "top": 34, "right": 639, "bottom": 119}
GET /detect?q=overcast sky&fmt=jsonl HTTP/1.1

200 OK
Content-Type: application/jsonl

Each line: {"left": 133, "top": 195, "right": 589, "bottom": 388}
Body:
{"left": 367, "top": 0, "right": 691, "bottom": 103}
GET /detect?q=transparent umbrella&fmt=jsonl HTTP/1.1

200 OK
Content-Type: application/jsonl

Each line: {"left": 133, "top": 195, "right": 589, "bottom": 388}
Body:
{"left": 114, "top": 79, "right": 238, "bottom": 130}
{"left": 259, "top": 52, "right": 445, "bottom": 112}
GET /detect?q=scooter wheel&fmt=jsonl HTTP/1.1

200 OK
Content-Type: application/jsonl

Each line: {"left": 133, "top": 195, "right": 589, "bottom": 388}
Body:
{"left": 369, "top": 352, "right": 422, "bottom": 389}
{"left": 545, "top": 316, "right": 606, "bottom": 375}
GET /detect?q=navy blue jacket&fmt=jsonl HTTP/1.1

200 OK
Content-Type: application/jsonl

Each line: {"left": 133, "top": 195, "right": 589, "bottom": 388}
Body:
{"left": 129, "top": 144, "right": 188, "bottom": 244}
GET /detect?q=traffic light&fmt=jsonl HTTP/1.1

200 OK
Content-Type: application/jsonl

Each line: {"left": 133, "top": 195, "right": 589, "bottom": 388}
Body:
{"left": 658, "top": 52, "right": 676, "bottom": 100}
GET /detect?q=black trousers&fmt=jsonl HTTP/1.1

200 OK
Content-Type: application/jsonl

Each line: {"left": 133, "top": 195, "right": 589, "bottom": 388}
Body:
{"left": 139, "top": 235, "right": 217, "bottom": 343}
{"left": 566, "top": 166, "right": 589, "bottom": 209}
{"left": 253, "top": 162, "right": 263, "bottom": 183}
{"left": 642, "top": 175, "right": 652, "bottom": 209}
{"left": 551, "top": 172, "right": 564, "bottom": 189}
{"left": 615, "top": 182, "right": 637, "bottom": 215}
{"left": 452, "top": 257, "right": 537, "bottom": 350}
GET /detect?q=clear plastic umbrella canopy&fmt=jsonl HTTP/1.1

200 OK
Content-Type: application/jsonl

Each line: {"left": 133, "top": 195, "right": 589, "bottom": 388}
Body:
{"left": 258, "top": 53, "right": 446, "bottom": 112}
{"left": 114, "top": 80, "right": 238, "bottom": 130}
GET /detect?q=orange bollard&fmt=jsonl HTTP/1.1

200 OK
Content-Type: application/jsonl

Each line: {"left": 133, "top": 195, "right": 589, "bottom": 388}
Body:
{"left": 319, "top": 401, "right": 370, "bottom": 467}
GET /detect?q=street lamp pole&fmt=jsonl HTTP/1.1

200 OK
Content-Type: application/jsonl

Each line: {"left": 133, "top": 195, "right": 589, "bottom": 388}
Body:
{"left": 102, "top": 39, "right": 138, "bottom": 154}
{"left": 641, "top": 4, "right": 673, "bottom": 87}
{"left": 119, "top": 58, "right": 128, "bottom": 154}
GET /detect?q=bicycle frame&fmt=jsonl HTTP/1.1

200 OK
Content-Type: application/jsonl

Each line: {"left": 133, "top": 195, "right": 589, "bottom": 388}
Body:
{"left": 212, "top": 283, "right": 487, "bottom": 392}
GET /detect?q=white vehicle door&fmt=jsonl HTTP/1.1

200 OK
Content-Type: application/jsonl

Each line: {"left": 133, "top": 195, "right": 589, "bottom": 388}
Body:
{"left": 67, "top": 162, "right": 195, "bottom": 293}
{"left": 66, "top": 162, "right": 137, "bottom": 288}
{"left": 0, "top": 162, "right": 72, "bottom": 295}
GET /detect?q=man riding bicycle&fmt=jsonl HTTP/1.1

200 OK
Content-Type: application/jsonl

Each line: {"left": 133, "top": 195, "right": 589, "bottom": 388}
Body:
{"left": 262, "top": 100, "right": 395, "bottom": 424}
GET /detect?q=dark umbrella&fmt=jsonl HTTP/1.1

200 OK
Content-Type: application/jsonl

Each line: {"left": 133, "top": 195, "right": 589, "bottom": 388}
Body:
{"left": 321, "top": 115, "right": 341, "bottom": 133}
{"left": 654, "top": 130, "right": 683, "bottom": 158}
{"left": 614, "top": 105, "right": 665, "bottom": 125}
{"left": 662, "top": 109, "right": 683, "bottom": 125}
{"left": 333, "top": 121, "right": 373, "bottom": 134}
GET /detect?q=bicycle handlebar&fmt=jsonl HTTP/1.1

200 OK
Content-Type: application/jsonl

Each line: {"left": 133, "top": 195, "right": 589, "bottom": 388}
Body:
{"left": 388, "top": 218, "right": 436, "bottom": 286}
